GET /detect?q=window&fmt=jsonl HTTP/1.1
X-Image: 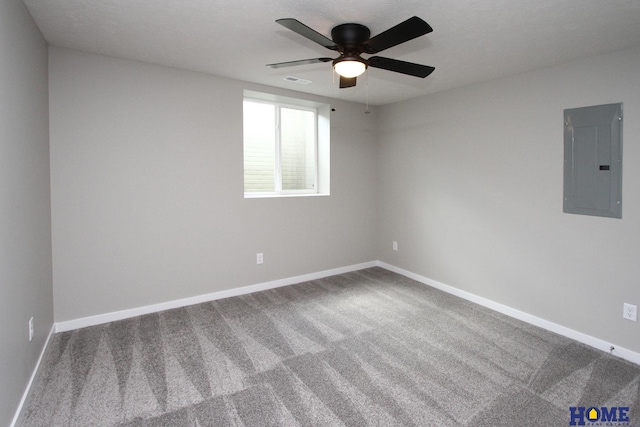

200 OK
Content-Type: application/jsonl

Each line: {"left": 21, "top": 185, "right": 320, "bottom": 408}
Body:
{"left": 243, "top": 91, "right": 330, "bottom": 197}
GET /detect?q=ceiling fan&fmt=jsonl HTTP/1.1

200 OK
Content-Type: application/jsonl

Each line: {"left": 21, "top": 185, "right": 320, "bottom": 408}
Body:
{"left": 267, "top": 16, "right": 435, "bottom": 88}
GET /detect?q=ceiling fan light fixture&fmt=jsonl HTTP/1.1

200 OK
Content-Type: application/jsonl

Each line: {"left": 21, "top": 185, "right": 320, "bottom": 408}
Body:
{"left": 333, "top": 58, "right": 367, "bottom": 78}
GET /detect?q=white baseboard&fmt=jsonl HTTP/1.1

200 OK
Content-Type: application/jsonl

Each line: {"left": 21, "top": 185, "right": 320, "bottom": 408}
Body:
{"left": 10, "top": 324, "right": 56, "bottom": 427}
{"left": 55, "top": 261, "right": 378, "bottom": 332}
{"left": 377, "top": 261, "right": 640, "bottom": 366}
{"left": 55, "top": 260, "right": 640, "bottom": 366}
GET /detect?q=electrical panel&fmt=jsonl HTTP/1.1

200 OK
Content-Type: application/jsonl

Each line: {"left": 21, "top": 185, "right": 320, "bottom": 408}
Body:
{"left": 563, "top": 103, "right": 623, "bottom": 218}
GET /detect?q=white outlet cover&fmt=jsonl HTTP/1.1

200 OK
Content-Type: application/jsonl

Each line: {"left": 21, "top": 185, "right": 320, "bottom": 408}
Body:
{"left": 623, "top": 303, "right": 637, "bottom": 321}
{"left": 29, "top": 317, "right": 34, "bottom": 341}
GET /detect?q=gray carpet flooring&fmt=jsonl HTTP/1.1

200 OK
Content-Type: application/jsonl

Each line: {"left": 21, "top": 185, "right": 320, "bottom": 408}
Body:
{"left": 20, "top": 267, "right": 640, "bottom": 426}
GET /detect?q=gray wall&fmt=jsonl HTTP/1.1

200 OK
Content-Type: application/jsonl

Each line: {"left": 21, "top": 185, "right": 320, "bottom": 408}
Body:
{"left": 49, "top": 45, "right": 640, "bottom": 354}
{"left": 0, "top": 0, "right": 53, "bottom": 425}
{"left": 49, "top": 47, "right": 378, "bottom": 322}
{"left": 377, "top": 46, "right": 640, "bottom": 353}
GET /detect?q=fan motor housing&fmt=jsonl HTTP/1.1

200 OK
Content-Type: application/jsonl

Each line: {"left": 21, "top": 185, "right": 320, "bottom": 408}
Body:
{"left": 331, "top": 23, "right": 370, "bottom": 50}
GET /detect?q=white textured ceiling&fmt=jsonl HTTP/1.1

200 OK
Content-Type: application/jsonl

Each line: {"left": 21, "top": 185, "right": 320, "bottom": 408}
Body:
{"left": 23, "top": 0, "right": 640, "bottom": 105}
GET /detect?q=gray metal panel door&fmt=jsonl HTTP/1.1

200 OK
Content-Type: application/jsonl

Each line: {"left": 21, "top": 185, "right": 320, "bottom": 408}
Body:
{"left": 563, "top": 103, "right": 622, "bottom": 218}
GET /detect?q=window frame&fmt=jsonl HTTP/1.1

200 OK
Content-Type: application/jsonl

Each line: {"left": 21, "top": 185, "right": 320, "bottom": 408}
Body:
{"left": 243, "top": 91, "right": 330, "bottom": 198}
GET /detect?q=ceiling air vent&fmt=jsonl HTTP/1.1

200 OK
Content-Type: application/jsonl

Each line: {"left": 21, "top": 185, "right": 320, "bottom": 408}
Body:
{"left": 284, "top": 76, "right": 312, "bottom": 85}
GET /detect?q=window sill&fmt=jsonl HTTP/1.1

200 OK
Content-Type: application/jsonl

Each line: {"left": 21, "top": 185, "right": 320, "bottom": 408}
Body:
{"left": 244, "top": 193, "right": 330, "bottom": 199}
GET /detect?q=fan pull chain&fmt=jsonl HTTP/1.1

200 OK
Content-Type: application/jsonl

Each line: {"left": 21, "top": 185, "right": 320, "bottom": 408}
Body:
{"left": 331, "top": 67, "right": 338, "bottom": 101}
{"left": 365, "top": 69, "right": 370, "bottom": 114}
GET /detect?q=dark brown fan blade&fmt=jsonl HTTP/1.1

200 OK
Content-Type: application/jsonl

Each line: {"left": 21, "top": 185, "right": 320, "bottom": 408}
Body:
{"left": 363, "top": 16, "right": 433, "bottom": 54}
{"left": 267, "top": 58, "right": 333, "bottom": 69}
{"left": 339, "top": 76, "right": 357, "bottom": 88}
{"left": 276, "top": 19, "right": 339, "bottom": 50}
{"left": 368, "top": 56, "right": 435, "bottom": 78}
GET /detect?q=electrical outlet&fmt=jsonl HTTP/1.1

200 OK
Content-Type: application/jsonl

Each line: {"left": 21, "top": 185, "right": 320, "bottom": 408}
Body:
{"left": 257, "top": 253, "right": 263, "bottom": 265}
{"left": 28, "top": 317, "right": 34, "bottom": 341}
{"left": 623, "top": 303, "right": 637, "bottom": 321}
{"left": 392, "top": 241, "right": 398, "bottom": 251}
